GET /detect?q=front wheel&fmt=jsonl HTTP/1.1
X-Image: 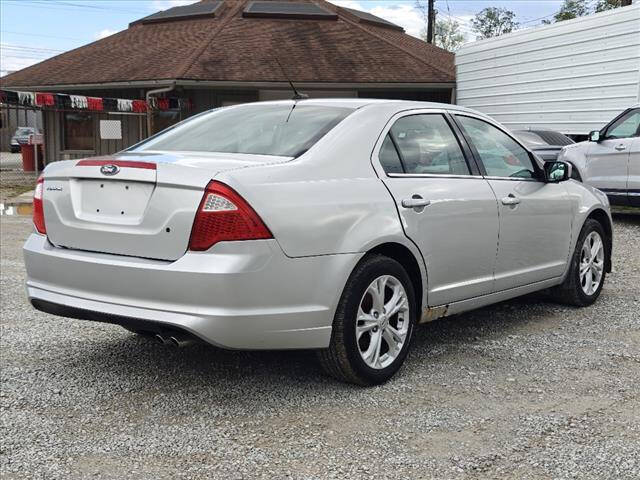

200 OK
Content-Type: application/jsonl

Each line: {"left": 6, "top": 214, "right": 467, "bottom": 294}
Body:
{"left": 551, "top": 219, "right": 607, "bottom": 306}
{"left": 317, "top": 255, "right": 417, "bottom": 385}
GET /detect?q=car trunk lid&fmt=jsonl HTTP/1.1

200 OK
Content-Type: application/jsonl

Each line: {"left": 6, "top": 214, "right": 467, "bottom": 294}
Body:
{"left": 42, "top": 151, "right": 289, "bottom": 260}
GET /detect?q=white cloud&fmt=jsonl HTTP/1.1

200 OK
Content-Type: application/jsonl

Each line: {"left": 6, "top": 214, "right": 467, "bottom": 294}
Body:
{"left": 0, "top": 43, "right": 64, "bottom": 76}
{"left": 329, "top": 1, "right": 425, "bottom": 38}
{"left": 0, "top": 57, "right": 41, "bottom": 77}
{"left": 0, "top": 45, "right": 55, "bottom": 77}
{"left": 95, "top": 29, "right": 118, "bottom": 40}
{"left": 370, "top": 5, "right": 425, "bottom": 37}
{"left": 329, "top": 1, "right": 476, "bottom": 41}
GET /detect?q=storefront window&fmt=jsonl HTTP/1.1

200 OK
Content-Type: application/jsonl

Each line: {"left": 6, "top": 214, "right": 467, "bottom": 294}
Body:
{"left": 63, "top": 112, "right": 94, "bottom": 151}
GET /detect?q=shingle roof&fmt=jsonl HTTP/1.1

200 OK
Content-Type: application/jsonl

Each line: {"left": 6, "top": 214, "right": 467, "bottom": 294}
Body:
{"left": 0, "top": 0, "right": 455, "bottom": 88}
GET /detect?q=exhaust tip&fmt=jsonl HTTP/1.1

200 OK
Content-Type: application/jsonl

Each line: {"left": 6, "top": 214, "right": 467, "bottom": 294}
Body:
{"left": 155, "top": 333, "right": 167, "bottom": 345}
{"left": 169, "top": 336, "right": 181, "bottom": 347}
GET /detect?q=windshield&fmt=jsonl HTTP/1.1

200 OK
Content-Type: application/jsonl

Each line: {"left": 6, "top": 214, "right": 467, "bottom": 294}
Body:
{"left": 132, "top": 103, "right": 355, "bottom": 157}
{"left": 16, "top": 128, "right": 35, "bottom": 136}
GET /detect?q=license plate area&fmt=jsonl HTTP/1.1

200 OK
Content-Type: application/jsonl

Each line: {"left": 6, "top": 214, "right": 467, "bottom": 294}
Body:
{"left": 72, "top": 179, "right": 155, "bottom": 224}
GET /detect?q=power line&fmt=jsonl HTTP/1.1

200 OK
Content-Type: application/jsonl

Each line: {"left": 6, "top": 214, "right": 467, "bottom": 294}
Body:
{"left": 1, "top": 0, "right": 149, "bottom": 15}
{"left": 2, "top": 55, "right": 55, "bottom": 60}
{"left": 0, "top": 30, "right": 87, "bottom": 42}
{"left": 1, "top": 44, "right": 66, "bottom": 53}
{"left": 519, "top": 12, "right": 558, "bottom": 24}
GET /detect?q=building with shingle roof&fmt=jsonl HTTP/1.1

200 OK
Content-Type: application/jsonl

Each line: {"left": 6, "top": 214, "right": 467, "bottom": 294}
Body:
{"left": 0, "top": 0, "right": 456, "bottom": 162}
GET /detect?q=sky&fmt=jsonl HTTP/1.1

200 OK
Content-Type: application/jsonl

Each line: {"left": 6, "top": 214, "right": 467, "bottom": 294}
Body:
{"left": 0, "top": 0, "right": 568, "bottom": 77}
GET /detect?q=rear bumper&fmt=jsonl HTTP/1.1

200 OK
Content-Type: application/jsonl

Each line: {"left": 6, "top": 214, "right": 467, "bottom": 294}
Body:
{"left": 24, "top": 234, "right": 362, "bottom": 349}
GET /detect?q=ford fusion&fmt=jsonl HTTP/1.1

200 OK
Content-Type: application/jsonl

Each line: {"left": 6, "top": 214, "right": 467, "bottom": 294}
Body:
{"left": 24, "top": 100, "right": 613, "bottom": 385}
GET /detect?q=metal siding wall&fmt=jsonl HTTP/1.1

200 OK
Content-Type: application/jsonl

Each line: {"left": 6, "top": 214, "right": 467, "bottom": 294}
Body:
{"left": 455, "top": 4, "right": 640, "bottom": 135}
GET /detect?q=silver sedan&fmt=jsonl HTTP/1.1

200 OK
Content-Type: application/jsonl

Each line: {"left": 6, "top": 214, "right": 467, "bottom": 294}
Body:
{"left": 24, "top": 100, "right": 613, "bottom": 385}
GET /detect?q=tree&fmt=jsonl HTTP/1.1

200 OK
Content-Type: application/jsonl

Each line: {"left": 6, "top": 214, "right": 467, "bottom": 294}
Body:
{"left": 471, "top": 7, "right": 518, "bottom": 39}
{"left": 595, "top": 0, "right": 631, "bottom": 12}
{"left": 545, "top": 0, "right": 590, "bottom": 23}
{"left": 433, "top": 18, "right": 466, "bottom": 52}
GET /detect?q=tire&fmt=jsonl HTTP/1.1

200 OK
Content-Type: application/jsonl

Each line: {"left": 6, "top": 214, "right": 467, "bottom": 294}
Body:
{"left": 551, "top": 219, "right": 607, "bottom": 307}
{"left": 316, "top": 255, "right": 417, "bottom": 386}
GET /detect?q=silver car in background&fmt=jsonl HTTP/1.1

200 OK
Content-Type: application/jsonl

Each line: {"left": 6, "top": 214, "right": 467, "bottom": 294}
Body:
{"left": 10, "top": 126, "right": 39, "bottom": 153}
{"left": 559, "top": 105, "right": 640, "bottom": 207}
{"left": 512, "top": 129, "right": 574, "bottom": 163}
{"left": 24, "top": 100, "right": 613, "bottom": 385}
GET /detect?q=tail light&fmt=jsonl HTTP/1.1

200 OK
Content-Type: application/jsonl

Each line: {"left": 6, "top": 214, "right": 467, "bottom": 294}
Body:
{"left": 188, "top": 181, "right": 272, "bottom": 251}
{"left": 33, "top": 175, "right": 46, "bottom": 235}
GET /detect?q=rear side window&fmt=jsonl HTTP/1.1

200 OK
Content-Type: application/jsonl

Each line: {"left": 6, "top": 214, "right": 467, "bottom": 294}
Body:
{"left": 385, "top": 114, "right": 470, "bottom": 175}
{"left": 457, "top": 115, "right": 535, "bottom": 179}
{"left": 378, "top": 134, "right": 404, "bottom": 173}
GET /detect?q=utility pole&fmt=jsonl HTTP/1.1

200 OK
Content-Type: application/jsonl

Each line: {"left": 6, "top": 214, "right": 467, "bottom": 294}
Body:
{"left": 426, "top": 0, "right": 436, "bottom": 43}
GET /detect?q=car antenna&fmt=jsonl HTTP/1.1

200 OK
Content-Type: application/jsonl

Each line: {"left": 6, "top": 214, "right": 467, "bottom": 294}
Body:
{"left": 275, "top": 57, "right": 308, "bottom": 101}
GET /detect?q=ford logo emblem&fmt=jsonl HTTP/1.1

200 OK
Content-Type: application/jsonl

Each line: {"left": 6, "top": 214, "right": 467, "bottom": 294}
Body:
{"left": 100, "top": 164, "right": 120, "bottom": 176}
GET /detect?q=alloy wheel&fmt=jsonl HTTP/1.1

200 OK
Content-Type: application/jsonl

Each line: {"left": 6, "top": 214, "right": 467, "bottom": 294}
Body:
{"left": 356, "top": 275, "right": 410, "bottom": 370}
{"left": 579, "top": 231, "right": 604, "bottom": 295}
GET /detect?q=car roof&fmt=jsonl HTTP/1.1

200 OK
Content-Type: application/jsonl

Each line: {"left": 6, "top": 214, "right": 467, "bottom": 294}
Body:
{"left": 253, "top": 98, "right": 478, "bottom": 114}
{"left": 248, "top": 98, "right": 488, "bottom": 123}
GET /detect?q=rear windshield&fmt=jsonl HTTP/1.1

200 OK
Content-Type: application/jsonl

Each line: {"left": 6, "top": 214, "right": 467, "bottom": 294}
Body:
{"left": 132, "top": 103, "right": 355, "bottom": 157}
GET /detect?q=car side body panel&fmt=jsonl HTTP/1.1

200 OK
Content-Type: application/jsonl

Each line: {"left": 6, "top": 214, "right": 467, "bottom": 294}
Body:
{"left": 22, "top": 99, "right": 613, "bottom": 351}
{"left": 213, "top": 104, "right": 431, "bottom": 314}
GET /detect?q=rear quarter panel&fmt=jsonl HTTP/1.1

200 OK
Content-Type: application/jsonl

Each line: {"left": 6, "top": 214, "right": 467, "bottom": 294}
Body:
{"left": 215, "top": 105, "right": 413, "bottom": 259}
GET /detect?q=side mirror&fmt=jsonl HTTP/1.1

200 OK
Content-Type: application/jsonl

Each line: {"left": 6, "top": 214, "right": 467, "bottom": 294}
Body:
{"left": 589, "top": 130, "right": 601, "bottom": 142}
{"left": 544, "top": 161, "right": 572, "bottom": 183}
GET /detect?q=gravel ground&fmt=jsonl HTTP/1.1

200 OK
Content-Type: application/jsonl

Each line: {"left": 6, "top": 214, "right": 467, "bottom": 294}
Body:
{"left": 1, "top": 152, "right": 37, "bottom": 202}
{"left": 1, "top": 214, "right": 639, "bottom": 479}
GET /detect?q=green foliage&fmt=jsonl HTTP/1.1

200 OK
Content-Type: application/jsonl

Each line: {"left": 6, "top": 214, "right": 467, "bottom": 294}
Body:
{"left": 432, "top": 18, "right": 466, "bottom": 51}
{"left": 550, "top": 0, "right": 590, "bottom": 22}
{"left": 471, "top": 7, "right": 518, "bottom": 39}
{"left": 543, "top": 0, "right": 627, "bottom": 24}
{"left": 595, "top": 0, "right": 625, "bottom": 12}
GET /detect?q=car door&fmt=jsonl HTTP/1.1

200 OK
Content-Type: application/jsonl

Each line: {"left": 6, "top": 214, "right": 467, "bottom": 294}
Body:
{"left": 629, "top": 136, "right": 640, "bottom": 207}
{"left": 374, "top": 110, "right": 499, "bottom": 306}
{"left": 454, "top": 114, "right": 573, "bottom": 291}
{"left": 585, "top": 108, "right": 639, "bottom": 206}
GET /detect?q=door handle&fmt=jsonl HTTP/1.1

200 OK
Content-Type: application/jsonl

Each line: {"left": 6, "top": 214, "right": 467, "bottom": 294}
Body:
{"left": 615, "top": 144, "right": 627, "bottom": 151}
{"left": 501, "top": 194, "right": 521, "bottom": 206}
{"left": 402, "top": 197, "right": 431, "bottom": 209}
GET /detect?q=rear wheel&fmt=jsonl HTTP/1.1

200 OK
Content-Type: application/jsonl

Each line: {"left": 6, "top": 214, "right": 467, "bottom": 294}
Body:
{"left": 551, "top": 219, "right": 606, "bottom": 306}
{"left": 317, "top": 255, "right": 417, "bottom": 385}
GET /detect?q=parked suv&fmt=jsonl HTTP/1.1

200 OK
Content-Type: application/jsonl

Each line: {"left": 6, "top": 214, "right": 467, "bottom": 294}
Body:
{"left": 10, "top": 126, "right": 38, "bottom": 153}
{"left": 558, "top": 105, "right": 640, "bottom": 207}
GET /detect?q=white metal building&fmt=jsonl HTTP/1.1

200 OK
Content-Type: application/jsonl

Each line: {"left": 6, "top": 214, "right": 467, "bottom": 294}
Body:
{"left": 455, "top": 4, "right": 640, "bottom": 137}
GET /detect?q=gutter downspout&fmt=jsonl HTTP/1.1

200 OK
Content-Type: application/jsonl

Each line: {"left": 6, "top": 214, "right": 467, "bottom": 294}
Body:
{"left": 146, "top": 82, "right": 175, "bottom": 137}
